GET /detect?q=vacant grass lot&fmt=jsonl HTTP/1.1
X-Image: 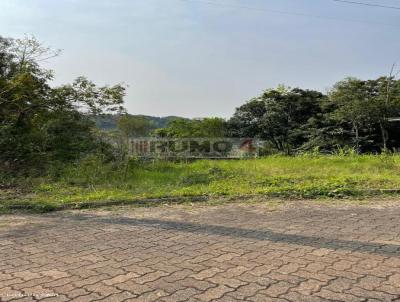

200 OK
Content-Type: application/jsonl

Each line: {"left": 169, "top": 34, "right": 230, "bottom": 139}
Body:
{"left": 2, "top": 154, "right": 400, "bottom": 212}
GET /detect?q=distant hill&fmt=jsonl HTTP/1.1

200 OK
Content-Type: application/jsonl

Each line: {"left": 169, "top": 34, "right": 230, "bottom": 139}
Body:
{"left": 94, "top": 114, "right": 185, "bottom": 131}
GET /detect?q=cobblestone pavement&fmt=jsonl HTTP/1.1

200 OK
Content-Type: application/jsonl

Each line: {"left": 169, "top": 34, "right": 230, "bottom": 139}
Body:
{"left": 1, "top": 200, "right": 400, "bottom": 301}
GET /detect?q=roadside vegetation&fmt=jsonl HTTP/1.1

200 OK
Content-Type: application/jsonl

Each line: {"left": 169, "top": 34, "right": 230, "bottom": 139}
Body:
{"left": 1, "top": 35, "right": 400, "bottom": 213}
{"left": 2, "top": 153, "right": 400, "bottom": 213}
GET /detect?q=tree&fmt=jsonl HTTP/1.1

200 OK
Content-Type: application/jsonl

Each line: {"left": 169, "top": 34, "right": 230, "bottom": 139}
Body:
{"left": 369, "top": 76, "right": 400, "bottom": 151}
{"left": 228, "top": 98, "right": 266, "bottom": 138}
{"left": 52, "top": 76, "right": 125, "bottom": 115}
{"left": 329, "top": 78, "right": 373, "bottom": 152}
{"left": 154, "top": 118, "right": 227, "bottom": 138}
{"left": 329, "top": 77, "right": 400, "bottom": 152}
{"left": 195, "top": 118, "right": 227, "bottom": 137}
{"left": 229, "top": 86, "right": 325, "bottom": 154}
{"left": 261, "top": 88, "right": 324, "bottom": 154}
{"left": 0, "top": 35, "right": 126, "bottom": 173}
{"left": 299, "top": 97, "right": 349, "bottom": 153}
{"left": 117, "top": 115, "right": 155, "bottom": 138}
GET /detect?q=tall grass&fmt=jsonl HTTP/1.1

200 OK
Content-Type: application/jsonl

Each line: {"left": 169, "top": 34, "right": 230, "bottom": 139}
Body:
{"left": 2, "top": 154, "right": 400, "bottom": 212}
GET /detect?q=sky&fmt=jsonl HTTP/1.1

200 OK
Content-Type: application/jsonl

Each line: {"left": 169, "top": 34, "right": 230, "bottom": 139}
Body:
{"left": 1, "top": 0, "right": 400, "bottom": 118}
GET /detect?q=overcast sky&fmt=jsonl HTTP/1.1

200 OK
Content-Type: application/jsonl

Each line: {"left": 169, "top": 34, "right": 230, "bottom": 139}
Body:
{"left": 1, "top": 0, "right": 400, "bottom": 118}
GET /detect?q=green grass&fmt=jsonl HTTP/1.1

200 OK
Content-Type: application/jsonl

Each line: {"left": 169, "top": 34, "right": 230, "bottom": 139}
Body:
{"left": 2, "top": 154, "right": 400, "bottom": 212}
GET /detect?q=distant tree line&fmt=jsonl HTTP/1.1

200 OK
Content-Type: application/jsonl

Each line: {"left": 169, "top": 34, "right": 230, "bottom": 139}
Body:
{"left": 154, "top": 80, "right": 400, "bottom": 155}
{"left": 96, "top": 114, "right": 181, "bottom": 131}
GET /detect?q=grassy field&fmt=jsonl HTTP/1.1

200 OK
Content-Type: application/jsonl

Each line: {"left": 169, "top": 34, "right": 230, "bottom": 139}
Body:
{"left": 2, "top": 154, "right": 400, "bottom": 213}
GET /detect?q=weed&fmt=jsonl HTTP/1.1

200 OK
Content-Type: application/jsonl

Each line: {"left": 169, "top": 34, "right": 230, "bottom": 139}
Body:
{"left": 3, "top": 154, "right": 400, "bottom": 213}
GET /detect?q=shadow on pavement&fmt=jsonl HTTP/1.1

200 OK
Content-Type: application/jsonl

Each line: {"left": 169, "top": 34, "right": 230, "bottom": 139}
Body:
{"left": 89, "top": 215, "right": 400, "bottom": 256}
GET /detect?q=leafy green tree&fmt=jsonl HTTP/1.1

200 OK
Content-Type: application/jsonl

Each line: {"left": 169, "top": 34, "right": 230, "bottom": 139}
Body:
{"left": 328, "top": 78, "right": 373, "bottom": 152}
{"left": 154, "top": 118, "right": 227, "bottom": 138}
{"left": 261, "top": 88, "right": 324, "bottom": 154}
{"left": 195, "top": 118, "right": 227, "bottom": 137}
{"left": 0, "top": 35, "right": 125, "bottom": 173}
{"left": 368, "top": 76, "right": 400, "bottom": 151}
{"left": 117, "top": 115, "right": 155, "bottom": 138}
{"left": 329, "top": 77, "right": 400, "bottom": 152}
{"left": 228, "top": 98, "right": 266, "bottom": 138}
{"left": 299, "top": 97, "right": 349, "bottom": 153}
{"left": 52, "top": 76, "right": 125, "bottom": 115}
{"left": 229, "top": 87, "right": 325, "bottom": 154}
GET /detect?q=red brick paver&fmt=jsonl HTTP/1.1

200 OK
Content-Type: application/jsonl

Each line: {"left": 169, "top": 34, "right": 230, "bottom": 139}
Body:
{"left": 1, "top": 201, "right": 400, "bottom": 301}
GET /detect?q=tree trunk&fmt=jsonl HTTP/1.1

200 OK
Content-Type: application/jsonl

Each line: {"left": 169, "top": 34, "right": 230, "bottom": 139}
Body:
{"left": 379, "top": 122, "right": 388, "bottom": 152}
{"left": 352, "top": 122, "right": 360, "bottom": 154}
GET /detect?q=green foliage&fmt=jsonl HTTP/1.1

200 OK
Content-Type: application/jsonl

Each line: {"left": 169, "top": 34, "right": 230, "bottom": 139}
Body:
{"left": 117, "top": 115, "right": 155, "bottom": 138}
{"left": 229, "top": 78, "right": 400, "bottom": 154}
{"left": 0, "top": 35, "right": 126, "bottom": 174}
{"left": 328, "top": 77, "right": 400, "bottom": 152}
{"left": 95, "top": 114, "right": 183, "bottom": 131}
{"left": 154, "top": 117, "right": 227, "bottom": 138}
{"left": 4, "top": 154, "right": 400, "bottom": 212}
{"left": 3, "top": 34, "right": 400, "bottom": 214}
{"left": 229, "top": 87, "right": 325, "bottom": 154}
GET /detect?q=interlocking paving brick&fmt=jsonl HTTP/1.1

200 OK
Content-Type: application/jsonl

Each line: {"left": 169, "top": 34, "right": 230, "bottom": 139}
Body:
{"left": 83, "top": 282, "right": 121, "bottom": 296}
{"left": 228, "top": 283, "right": 268, "bottom": 300}
{"left": 40, "top": 294, "right": 69, "bottom": 302}
{"left": 160, "top": 288, "right": 201, "bottom": 302}
{"left": 178, "top": 277, "right": 216, "bottom": 291}
{"left": 388, "top": 273, "right": 400, "bottom": 286}
{"left": 69, "top": 293, "right": 101, "bottom": 302}
{"left": 1, "top": 201, "right": 400, "bottom": 301}
{"left": 40, "top": 270, "right": 70, "bottom": 280}
{"left": 190, "top": 267, "right": 222, "bottom": 280}
{"left": 195, "top": 284, "right": 233, "bottom": 301}
{"left": 292, "top": 279, "right": 326, "bottom": 296}
{"left": 13, "top": 271, "right": 42, "bottom": 281}
{"left": 102, "top": 272, "right": 139, "bottom": 285}
{"left": 206, "top": 275, "right": 247, "bottom": 288}
{"left": 115, "top": 280, "right": 153, "bottom": 295}
{"left": 132, "top": 289, "right": 169, "bottom": 302}
{"left": 315, "top": 288, "right": 366, "bottom": 301}
{"left": 260, "top": 281, "right": 295, "bottom": 298}
{"left": 136, "top": 270, "right": 170, "bottom": 284}
{"left": 94, "top": 291, "right": 137, "bottom": 301}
